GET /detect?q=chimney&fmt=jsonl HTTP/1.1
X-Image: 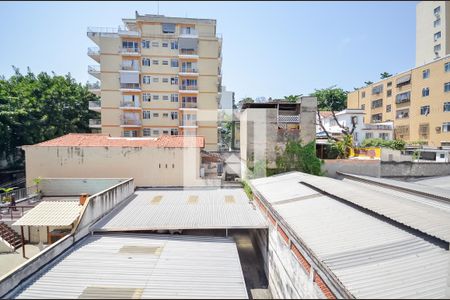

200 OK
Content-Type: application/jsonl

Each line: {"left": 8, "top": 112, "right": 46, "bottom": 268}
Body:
{"left": 79, "top": 193, "right": 89, "bottom": 206}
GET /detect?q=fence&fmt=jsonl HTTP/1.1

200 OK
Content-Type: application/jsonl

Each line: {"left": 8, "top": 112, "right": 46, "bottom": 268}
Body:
{"left": 0, "top": 186, "right": 37, "bottom": 204}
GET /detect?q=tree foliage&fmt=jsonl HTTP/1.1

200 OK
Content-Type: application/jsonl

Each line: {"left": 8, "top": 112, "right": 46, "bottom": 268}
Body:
{"left": 364, "top": 81, "right": 373, "bottom": 86}
{"left": 0, "top": 67, "right": 98, "bottom": 167}
{"left": 380, "top": 72, "right": 393, "bottom": 79}
{"left": 275, "top": 140, "right": 323, "bottom": 176}
{"left": 361, "top": 138, "right": 406, "bottom": 150}
{"left": 311, "top": 86, "right": 347, "bottom": 111}
{"left": 283, "top": 94, "right": 302, "bottom": 103}
{"left": 234, "top": 97, "right": 254, "bottom": 109}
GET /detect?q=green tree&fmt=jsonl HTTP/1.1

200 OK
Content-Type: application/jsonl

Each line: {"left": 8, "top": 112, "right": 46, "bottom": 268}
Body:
{"left": 311, "top": 86, "right": 347, "bottom": 111}
{"left": 0, "top": 67, "right": 99, "bottom": 168}
{"left": 380, "top": 72, "right": 393, "bottom": 79}
{"left": 235, "top": 97, "right": 254, "bottom": 109}
{"left": 364, "top": 81, "right": 373, "bottom": 86}
{"left": 274, "top": 140, "right": 323, "bottom": 176}
{"left": 283, "top": 94, "right": 302, "bottom": 103}
{"left": 361, "top": 138, "right": 406, "bottom": 150}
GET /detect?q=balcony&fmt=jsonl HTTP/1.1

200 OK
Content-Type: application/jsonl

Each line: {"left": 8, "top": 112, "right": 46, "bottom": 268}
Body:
{"left": 87, "top": 82, "right": 100, "bottom": 94}
{"left": 179, "top": 67, "right": 199, "bottom": 76}
{"left": 178, "top": 49, "right": 199, "bottom": 59}
{"left": 118, "top": 26, "right": 141, "bottom": 37}
{"left": 120, "top": 63, "right": 140, "bottom": 71}
{"left": 88, "top": 65, "right": 100, "bottom": 79}
{"left": 120, "top": 118, "right": 142, "bottom": 127}
{"left": 119, "top": 101, "right": 141, "bottom": 110}
{"left": 119, "top": 47, "right": 141, "bottom": 56}
{"left": 88, "top": 100, "right": 101, "bottom": 112}
{"left": 180, "top": 120, "right": 198, "bottom": 128}
{"left": 87, "top": 47, "right": 100, "bottom": 62}
{"left": 120, "top": 83, "right": 141, "bottom": 92}
{"left": 180, "top": 28, "right": 198, "bottom": 38}
{"left": 362, "top": 124, "right": 393, "bottom": 131}
{"left": 89, "top": 119, "right": 101, "bottom": 128}
{"left": 179, "top": 85, "right": 198, "bottom": 94}
{"left": 87, "top": 27, "right": 118, "bottom": 44}
{"left": 179, "top": 102, "right": 198, "bottom": 110}
{"left": 278, "top": 115, "right": 300, "bottom": 123}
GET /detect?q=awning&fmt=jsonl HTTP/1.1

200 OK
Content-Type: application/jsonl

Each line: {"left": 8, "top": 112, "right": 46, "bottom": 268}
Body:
{"left": 120, "top": 72, "right": 139, "bottom": 84}
{"left": 396, "top": 74, "right": 411, "bottom": 85}
{"left": 13, "top": 201, "right": 82, "bottom": 227}
{"left": 179, "top": 37, "right": 198, "bottom": 50}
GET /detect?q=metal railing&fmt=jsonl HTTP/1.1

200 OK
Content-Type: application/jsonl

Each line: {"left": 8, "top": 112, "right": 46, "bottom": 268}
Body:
{"left": 120, "top": 101, "right": 140, "bottom": 108}
{"left": 119, "top": 47, "right": 140, "bottom": 54}
{"left": 89, "top": 101, "right": 101, "bottom": 109}
{"left": 118, "top": 26, "right": 141, "bottom": 37}
{"left": 120, "top": 83, "right": 141, "bottom": 90}
{"left": 120, "top": 63, "right": 140, "bottom": 71}
{"left": 0, "top": 186, "right": 38, "bottom": 204}
{"left": 180, "top": 28, "right": 198, "bottom": 37}
{"left": 180, "top": 67, "right": 199, "bottom": 73}
{"left": 181, "top": 102, "right": 198, "bottom": 109}
{"left": 87, "top": 47, "right": 100, "bottom": 56}
{"left": 179, "top": 85, "right": 198, "bottom": 91}
{"left": 181, "top": 120, "right": 197, "bottom": 127}
{"left": 278, "top": 115, "right": 300, "bottom": 123}
{"left": 0, "top": 205, "right": 37, "bottom": 221}
{"left": 88, "top": 65, "right": 100, "bottom": 73}
{"left": 87, "top": 82, "right": 100, "bottom": 89}
{"left": 120, "top": 118, "right": 142, "bottom": 126}
{"left": 363, "top": 124, "right": 393, "bottom": 130}
{"left": 89, "top": 119, "right": 101, "bottom": 126}
{"left": 87, "top": 27, "right": 118, "bottom": 35}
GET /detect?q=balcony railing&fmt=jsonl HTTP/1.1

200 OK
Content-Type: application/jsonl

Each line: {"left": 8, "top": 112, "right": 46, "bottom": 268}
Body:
{"left": 87, "top": 27, "right": 118, "bottom": 37}
{"left": 120, "top": 118, "right": 142, "bottom": 126}
{"left": 179, "top": 49, "right": 198, "bottom": 56}
{"left": 118, "top": 26, "right": 141, "bottom": 37}
{"left": 88, "top": 65, "right": 100, "bottom": 72}
{"left": 120, "top": 63, "right": 140, "bottom": 71}
{"left": 120, "top": 101, "right": 140, "bottom": 108}
{"left": 87, "top": 47, "right": 100, "bottom": 56}
{"left": 278, "top": 115, "right": 300, "bottom": 123}
{"left": 181, "top": 120, "right": 197, "bottom": 127}
{"left": 119, "top": 47, "right": 140, "bottom": 54}
{"left": 120, "top": 83, "right": 140, "bottom": 90}
{"left": 89, "top": 119, "right": 101, "bottom": 126}
{"left": 89, "top": 101, "right": 101, "bottom": 109}
{"left": 87, "top": 82, "right": 100, "bottom": 90}
{"left": 180, "top": 28, "right": 198, "bottom": 37}
{"left": 181, "top": 102, "right": 198, "bottom": 109}
{"left": 180, "top": 67, "right": 199, "bottom": 73}
{"left": 179, "top": 85, "right": 198, "bottom": 91}
{"left": 363, "top": 124, "right": 393, "bottom": 130}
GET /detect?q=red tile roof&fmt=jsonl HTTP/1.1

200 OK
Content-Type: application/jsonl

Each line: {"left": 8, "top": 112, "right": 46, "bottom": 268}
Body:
{"left": 34, "top": 134, "right": 205, "bottom": 148}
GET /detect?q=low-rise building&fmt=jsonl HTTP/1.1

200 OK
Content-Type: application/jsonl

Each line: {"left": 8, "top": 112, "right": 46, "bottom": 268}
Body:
{"left": 316, "top": 109, "right": 365, "bottom": 145}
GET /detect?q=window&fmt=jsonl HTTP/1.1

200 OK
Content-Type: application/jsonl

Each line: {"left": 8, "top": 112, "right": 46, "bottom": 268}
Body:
{"left": 162, "top": 23, "right": 176, "bottom": 34}
{"left": 163, "top": 113, "right": 169, "bottom": 118}
{"left": 171, "top": 112, "right": 178, "bottom": 120}
{"left": 153, "top": 129, "right": 160, "bottom": 135}
{"left": 143, "top": 128, "right": 151, "bottom": 136}
{"left": 171, "top": 94, "right": 178, "bottom": 102}
{"left": 142, "top": 40, "right": 150, "bottom": 49}
{"left": 152, "top": 60, "right": 159, "bottom": 65}
{"left": 444, "top": 102, "right": 450, "bottom": 112}
{"left": 396, "top": 91, "right": 411, "bottom": 104}
{"left": 445, "top": 82, "right": 450, "bottom": 92}
{"left": 420, "top": 105, "right": 430, "bottom": 116}
{"left": 171, "top": 77, "right": 179, "bottom": 85}
{"left": 434, "top": 31, "right": 441, "bottom": 41}
{"left": 153, "top": 77, "right": 159, "bottom": 83}
{"left": 163, "top": 130, "right": 169, "bottom": 135}
{"left": 122, "top": 41, "right": 139, "bottom": 50}
{"left": 162, "top": 78, "right": 169, "bottom": 83}
{"left": 153, "top": 95, "right": 159, "bottom": 100}
{"left": 171, "top": 128, "right": 178, "bottom": 135}
{"left": 422, "top": 87, "right": 430, "bottom": 97}
{"left": 419, "top": 124, "right": 429, "bottom": 140}
{"left": 371, "top": 113, "right": 382, "bottom": 123}
{"left": 434, "top": 44, "right": 441, "bottom": 52}
{"left": 434, "top": 6, "right": 441, "bottom": 15}
{"left": 162, "top": 95, "right": 169, "bottom": 100}
{"left": 143, "top": 110, "right": 151, "bottom": 119}
{"left": 423, "top": 69, "right": 430, "bottom": 79}
{"left": 386, "top": 104, "right": 392, "bottom": 112}
{"left": 361, "top": 104, "right": 365, "bottom": 110}
{"left": 171, "top": 41, "right": 178, "bottom": 49}
{"left": 142, "top": 76, "right": 151, "bottom": 84}
{"left": 387, "top": 89, "right": 392, "bottom": 97}
{"left": 387, "top": 81, "right": 392, "bottom": 87}
{"left": 372, "top": 84, "right": 383, "bottom": 95}
{"left": 445, "top": 62, "right": 450, "bottom": 72}
{"left": 443, "top": 122, "right": 450, "bottom": 132}
{"left": 361, "top": 91, "right": 366, "bottom": 98}
{"left": 365, "top": 132, "right": 373, "bottom": 139}
{"left": 143, "top": 93, "right": 151, "bottom": 102}
{"left": 371, "top": 99, "right": 383, "bottom": 109}
{"left": 142, "top": 58, "right": 151, "bottom": 66}
{"left": 151, "top": 41, "right": 159, "bottom": 47}
{"left": 170, "top": 59, "right": 179, "bottom": 68}
{"left": 379, "top": 133, "right": 389, "bottom": 140}
{"left": 434, "top": 18, "right": 441, "bottom": 27}
{"left": 123, "top": 130, "right": 138, "bottom": 137}
{"left": 162, "top": 42, "right": 169, "bottom": 48}
{"left": 153, "top": 113, "right": 159, "bottom": 118}
{"left": 396, "top": 109, "right": 409, "bottom": 119}
{"left": 162, "top": 60, "right": 169, "bottom": 65}
{"left": 351, "top": 116, "right": 358, "bottom": 125}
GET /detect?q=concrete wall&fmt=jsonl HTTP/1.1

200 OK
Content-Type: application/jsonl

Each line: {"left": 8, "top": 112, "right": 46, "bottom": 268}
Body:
{"left": 381, "top": 148, "right": 413, "bottom": 162}
{"left": 40, "top": 178, "right": 127, "bottom": 196}
{"left": 380, "top": 161, "right": 450, "bottom": 177}
{"left": 322, "top": 159, "right": 381, "bottom": 178}
{"left": 299, "top": 97, "right": 318, "bottom": 145}
{"left": 24, "top": 146, "right": 206, "bottom": 187}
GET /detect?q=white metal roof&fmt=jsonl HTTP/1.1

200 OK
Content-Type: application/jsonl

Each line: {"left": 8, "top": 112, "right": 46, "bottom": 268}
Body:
{"left": 414, "top": 175, "right": 450, "bottom": 191}
{"left": 12, "top": 201, "right": 82, "bottom": 227}
{"left": 250, "top": 172, "right": 449, "bottom": 299}
{"left": 93, "top": 189, "right": 267, "bottom": 231}
{"left": 12, "top": 233, "right": 248, "bottom": 299}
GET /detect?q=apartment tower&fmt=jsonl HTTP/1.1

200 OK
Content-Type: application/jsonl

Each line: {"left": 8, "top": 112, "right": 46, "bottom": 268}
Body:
{"left": 416, "top": 1, "right": 450, "bottom": 66}
{"left": 87, "top": 12, "right": 222, "bottom": 151}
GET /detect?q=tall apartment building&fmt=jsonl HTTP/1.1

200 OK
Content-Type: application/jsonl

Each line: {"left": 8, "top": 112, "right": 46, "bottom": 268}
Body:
{"left": 416, "top": 1, "right": 450, "bottom": 66}
{"left": 347, "top": 55, "right": 450, "bottom": 147}
{"left": 87, "top": 12, "right": 222, "bottom": 151}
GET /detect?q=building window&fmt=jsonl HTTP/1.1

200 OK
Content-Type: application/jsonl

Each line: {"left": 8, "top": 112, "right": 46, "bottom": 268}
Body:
{"left": 372, "top": 85, "right": 383, "bottom": 95}
{"left": 386, "top": 104, "right": 391, "bottom": 112}
{"left": 422, "top": 87, "right": 430, "bottom": 97}
{"left": 361, "top": 91, "right": 366, "bottom": 98}
{"left": 123, "top": 130, "right": 138, "bottom": 137}
{"left": 163, "top": 113, "right": 169, "bottom": 118}
{"left": 434, "top": 31, "right": 441, "bottom": 41}
{"left": 122, "top": 41, "right": 139, "bottom": 50}
{"left": 387, "top": 89, "right": 392, "bottom": 97}
{"left": 371, "top": 113, "right": 382, "bottom": 123}
{"left": 387, "top": 81, "right": 392, "bottom": 87}
{"left": 162, "top": 23, "right": 176, "bottom": 34}
{"left": 171, "top": 77, "right": 179, "bottom": 85}
{"left": 153, "top": 129, "right": 160, "bottom": 136}
{"left": 143, "top": 93, "right": 151, "bottom": 102}
{"left": 163, "top": 130, "right": 169, "bottom": 135}
{"left": 434, "top": 6, "right": 441, "bottom": 15}
{"left": 153, "top": 95, "right": 159, "bottom": 100}
{"left": 379, "top": 133, "right": 389, "bottom": 140}
{"left": 171, "top": 112, "right": 178, "bottom": 120}
{"left": 143, "top": 110, "right": 151, "bottom": 119}
{"left": 162, "top": 78, "right": 169, "bottom": 83}
{"left": 361, "top": 104, "right": 365, "bottom": 110}
{"left": 371, "top": 99, "right": 383, "bottom": 109}
{"left": 162, "top": 42, "right": 169, "bottom": 48}
{"left": 444, "top": 102, "right": 450, "bottom": 112}
{"left": 396, "top": 109, "right": 409, "bottom": 119}
{"left": 153, "top": 113, "right": 159, "bottom": 118}
{"left": 445, "top": 62, "right": 450, "bottom": 72}
{"left": 434, "top": 18, "right": 441, "bottom": 27}
{"left": 445, "top": 82, "right": 450, "bottom": 92}
{"left": 420, "top": 105, "right": 430, "bottom": 116}
{"left": 423, "top": 69, "right": 430, "bottom": 79}
{"left": 142, "top": 58, "right": 151, "bottom": 66}
{"left": 434, "top": 44, "right": 441, "bottom": 52}
{"left": 443, "top": 122, "right": 450, "bottom": 132}
{"left": 365, "top": 132, "right": 373, "bottom": 139}
{"left": 162, "top": 60, "right": 169, "bottom": 66}
{"left": 143, "top": 128, "right": 151, "bottom": 136}
{"left": 142, "top": 40, "right": 150, "bottom": 49}
{"left": 153, "top": 77, "right": 159, "bottom": 83}
{"left": 171, "top": 94, "right": 178, "bottom": 102}
{"left": 152, "top": 60, "right": 159, "bottom": 65}
{"left": 171, "top": 128, "right": 178, "bottom": 135}
{"left": 171, "top": 59, "right": 179, "bottom": 68}
{"left": 162, "top": 95, "right": 169, "bottom": 100}
{"left": 151, "top": 41, "right": 159, "bottom": 47}
{"left": 142, "top": 76, "right": 151, "bottom": 84}
{"left": 396, "top": 91, "right": 411, "bottom": 104}
{"left": 171, "top": 41, "right": 178, "bottom": 49}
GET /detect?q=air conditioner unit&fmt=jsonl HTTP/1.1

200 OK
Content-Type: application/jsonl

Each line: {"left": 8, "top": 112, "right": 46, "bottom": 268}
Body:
{"left": 436, "top": 126, "right": 442, "bottom": 133}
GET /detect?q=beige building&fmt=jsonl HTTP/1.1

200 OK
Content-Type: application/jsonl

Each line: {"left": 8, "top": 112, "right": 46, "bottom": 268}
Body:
{"left": 347, "top": 55, "right": 450, "bottom": 147}
{"left": 87, "top": 12, "right": 222, "bottom": 151}
{"left": 416, "top": 1, "right": 450, "bottom": 66}
{"left": 22, "top": 134, "right": 218, "bottom": 187}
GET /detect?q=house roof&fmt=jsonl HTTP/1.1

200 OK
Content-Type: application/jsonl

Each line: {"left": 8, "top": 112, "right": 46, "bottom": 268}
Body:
{"left": 13, "top": 201, "right": 82, "bottom": 227}
{"left": 31, "top": 134, "right": 205, "bottom": 148}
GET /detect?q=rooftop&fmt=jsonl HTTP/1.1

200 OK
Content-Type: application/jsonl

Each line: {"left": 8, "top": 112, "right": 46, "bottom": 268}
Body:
{"left": 28, "top": 134, "right": 205, "bottom": 148}
{"left": 13, "top": 201, "right": 82, "bottom": 227}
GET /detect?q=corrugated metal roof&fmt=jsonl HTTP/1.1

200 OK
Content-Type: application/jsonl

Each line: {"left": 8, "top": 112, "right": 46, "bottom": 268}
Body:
{"left": 413, "top": 175, "right": 450, "bottom": 191}
{"left": 93, "top": 189, "right": 267, "bottom": 231}
{"left": 250, "top": 172, "right": 449, "bottom": 299}
{"left": 12, "top": 234, "right": 248, "bottom": 299}
{"left": 12, "top": 201, "right": 82, "bottom": 227}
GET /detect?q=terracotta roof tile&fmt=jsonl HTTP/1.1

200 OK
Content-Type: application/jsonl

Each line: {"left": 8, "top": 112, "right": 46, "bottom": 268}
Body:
{"left": 34, "top": 134, "right": 204, "bottom": 148}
